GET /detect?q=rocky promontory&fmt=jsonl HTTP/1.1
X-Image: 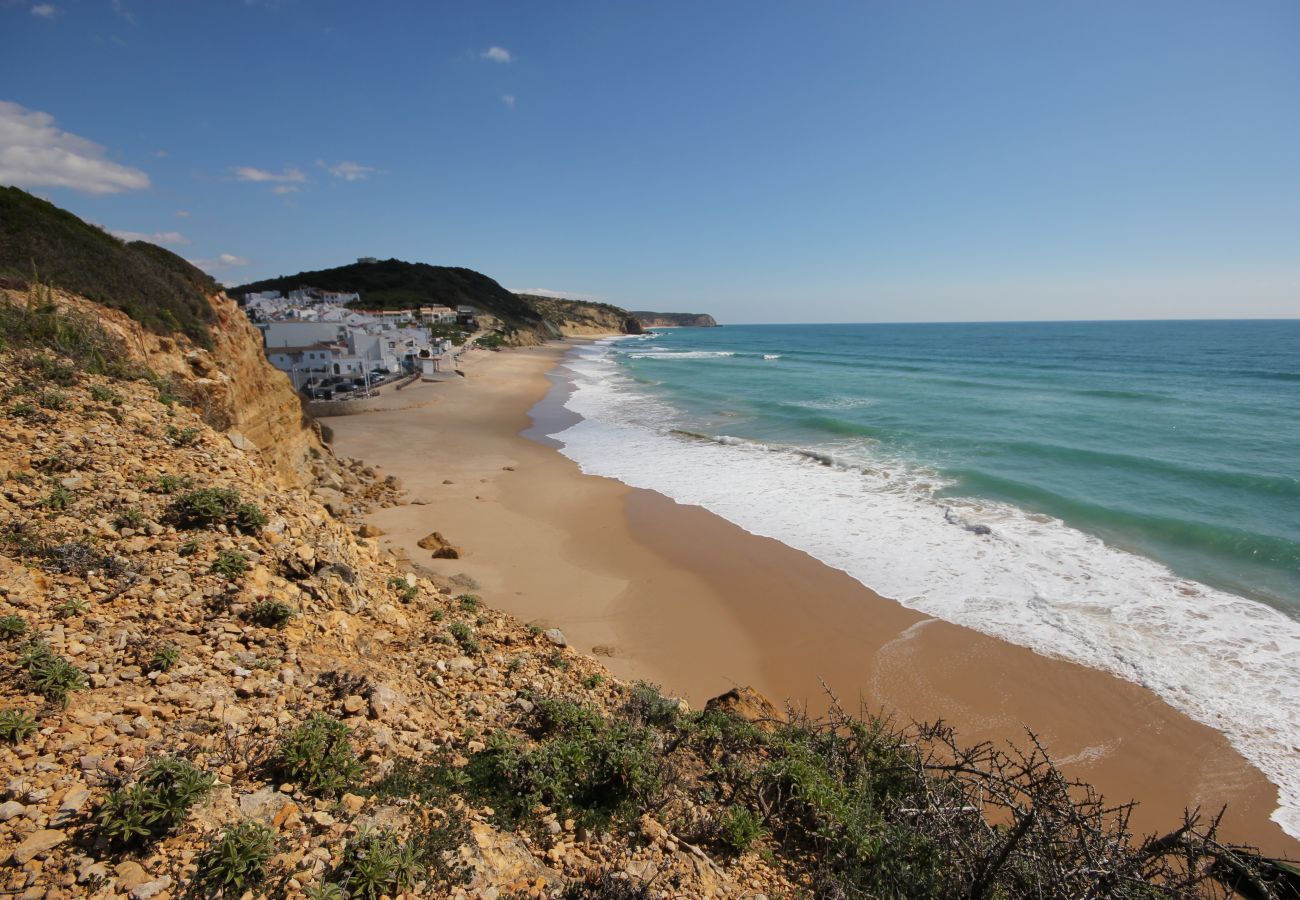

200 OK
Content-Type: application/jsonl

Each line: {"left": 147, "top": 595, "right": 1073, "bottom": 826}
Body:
{"left": 630, "top": 312, "right": 718, "bottom": 328}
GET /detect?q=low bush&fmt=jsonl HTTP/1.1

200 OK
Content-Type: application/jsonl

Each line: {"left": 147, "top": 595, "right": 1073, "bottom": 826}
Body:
{"left": 623, "top": 681, "right": 680, "bottom": 728}
{"left": 0, "top": 708, "right": 37, "bottom": 744}
{"left": 0, "top": 614, "right": 27, "bottom": 639}
{"left": 41, "top": 483, "right": 73, "bottom": 510}
{"left": 56, "top": 597, "right": 88, "bottom": 618}
{"left": 96, "top": 756, "right": 216, "bottom": 848}
{"left": 169, "top": 488, "right": 266, "bottom": 533}
{"left": 147, "top": 644, "right": 180, "bottom": 673}
{"left": 17, "top": 639, "right": 86, "bottom": 706}
{"left": 248, "top": 599, "right": 295, "bottom": 629}
{"left": 461, "top": 697, "right": 668, "bottom": 830}
{"left": 457, "top": 593, "right": 479, "bottom": 612}
{"left": 448, "top": 621, "right": 479, "bottom": 654}
{"left": 193, "top": 820, "right": 275, "bottom": 896}
{"left": 329, "top": 828, "right": 423, "bottom": 900}
{"left": 211, "top": 549, "right": 249, "bottom": 580}
{"left": 152, "top": 474, "right": 192, "bottom": 494}
{"left": 274, "top": 713, "right": 361, "bottom": 796}
{"left": 387, "top": 575, "right": 417, "bottom": 603}
{"left": 717, "top": 805, "right": 766, "bottom": 853}
{"left": 114, "top": 507, "right": 145, "bottom": 529}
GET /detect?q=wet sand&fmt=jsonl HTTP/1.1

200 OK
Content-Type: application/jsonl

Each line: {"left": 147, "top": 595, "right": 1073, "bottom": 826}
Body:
{"left": 327, "top": 341, "right": 1298, "bottom": 858}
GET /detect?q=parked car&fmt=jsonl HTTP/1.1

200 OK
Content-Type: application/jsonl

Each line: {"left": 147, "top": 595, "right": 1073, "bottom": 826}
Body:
{"left": 308, "top": 385, "right": 336, "bottom": 400}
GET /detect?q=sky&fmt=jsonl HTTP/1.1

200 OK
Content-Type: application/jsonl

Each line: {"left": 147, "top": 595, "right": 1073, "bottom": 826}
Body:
{"left": 2, "top": 0, "right": 1298, "bottom": 324}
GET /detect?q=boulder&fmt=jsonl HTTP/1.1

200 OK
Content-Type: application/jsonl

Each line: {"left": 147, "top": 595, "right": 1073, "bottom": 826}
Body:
{"left": 417, "top": 531, "right": 460, "bottom": 559}
{"left": 704, "top": 686, "right": 783, "bottom": 731}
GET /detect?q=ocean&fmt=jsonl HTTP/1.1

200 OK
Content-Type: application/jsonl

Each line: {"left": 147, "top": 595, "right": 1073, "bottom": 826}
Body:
{"left": 544, "top": 320, "right": 1300, "bottom": 838}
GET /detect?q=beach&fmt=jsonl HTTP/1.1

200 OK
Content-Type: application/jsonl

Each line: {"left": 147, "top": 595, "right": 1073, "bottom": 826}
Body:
{"left": 328, "top": 340, "right": 1300, "bottom": 859}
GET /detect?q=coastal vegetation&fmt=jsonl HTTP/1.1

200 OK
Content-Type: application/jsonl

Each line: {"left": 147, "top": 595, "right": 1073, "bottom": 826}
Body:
{"left": 0, "top": 187, "right": 218, "bottom": 347}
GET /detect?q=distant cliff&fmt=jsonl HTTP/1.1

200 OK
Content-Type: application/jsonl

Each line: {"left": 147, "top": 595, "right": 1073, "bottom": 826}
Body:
{"left": 516, "top": 294, "right": 643, "bottom": 337}
{"left": 632, "top": 311, "right": 719, "bottom": 328}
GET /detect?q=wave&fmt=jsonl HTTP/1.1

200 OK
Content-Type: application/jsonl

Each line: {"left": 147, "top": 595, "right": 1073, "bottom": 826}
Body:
{"left": 625, "top": 350, "right": 736, "bottom": 360}
{"left": 552, "top": 338, "right": 1300, "bottom": 841}
{"left": 764, "top": 354, "right": 782, "bottom": 360}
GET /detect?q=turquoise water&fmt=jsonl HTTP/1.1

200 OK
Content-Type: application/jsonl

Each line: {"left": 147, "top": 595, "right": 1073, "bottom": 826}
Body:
{"left": 620, "top": 321, "right": 1300, "bottom": 614}
{"left": 550, "top": 320, "right": 1300, "bottom": 835}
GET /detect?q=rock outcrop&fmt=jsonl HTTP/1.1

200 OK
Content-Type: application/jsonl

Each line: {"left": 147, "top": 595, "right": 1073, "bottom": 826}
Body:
{"left": 631, "top": 311, "right": 719, "bottom": 328}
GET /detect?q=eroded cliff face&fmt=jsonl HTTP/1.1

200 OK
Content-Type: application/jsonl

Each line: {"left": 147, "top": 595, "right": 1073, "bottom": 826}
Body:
{"left": 13, "top": 286, "right": 323, "bottom": 487}
{"left": 631, "top": 311, "right": 719, "bottom": 328}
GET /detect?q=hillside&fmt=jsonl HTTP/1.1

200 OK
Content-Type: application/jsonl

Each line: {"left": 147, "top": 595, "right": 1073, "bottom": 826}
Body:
{"left": 233, "top": 260, "right": 557, "bottom": 341}
{"left": 515, "top": 294, "right": 644, "bottom": 337}
{"left": 632, "top": 311, "right": 718, "bottom": 328}
{"left": 0, "top": 282, "right": 1291, "bottom": 898}
{"left": 0, "top": 188, "right": 218, "bottom": 348}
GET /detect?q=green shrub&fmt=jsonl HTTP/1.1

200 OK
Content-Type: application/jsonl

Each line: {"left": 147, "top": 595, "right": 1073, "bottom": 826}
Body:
{"left": 38, "top": 389, "right": 67, "bottom": 410}
{"left": 248, "top": 599, "right": 295, "bottom": 629}
{"left": 330, "top": 828, "right": 422, "bottom": 900}
{"left": 165, "top": 424, "right": 200, "bottom": 446}
{"left": 56, "top": 597, "right": 88, "bottom": 618}
{"left": 96, "top": 756, "right": 216, "bottom": 848}
{"left": 8, "top": 400, "right": 37, "bottom": 418}
{"left": 170, "top": 488, "right": 265, "bottom": 533}
{"left": 0, "top": 708, "right": 37, "bottom": 744}
{"left": 562, "top": 869, "right": 653, "bottom": 899}
{"left": 623, "top": 681, "right": 680, "bottom": 728}
{"left": 448, "top": 621, "right": 479, "bottom": 653}
{"left": 582, "top": 673, "right": 604, "bottom": 689}
{"left": 274, "top": 713, "right": 361, "bottom": 796}
{"left": 193, "top": 820, "right": 275, "bottom": 896}
{"left": 211, "top": 549, "right": 249, "bottom": 580}
{"left": 718, "top": 805, "right": 766, "bottom": 853}
{"left": 89, "top": 384, "right": 121, "bottom": 404}
{"left": 147, "top": 644, "right": 180, "bottom": 673}
{"left": 235, "top": 502, "right": 268, "bottom": 532}
{"left": 304, "top": 883, "right": 345, "bottom": 900}
{"left": 461, "top": 698, "right": 667, "bottom": 830}
{"left": 41, "top": 483, "right": 73, "bottom": 510}
{"left": 547, "top": 650, "right": 570, "bottom": 671}
{"left": 0, "top": 614, "right": 27, "bottom": 640}
{"left": 153, "top": 474, "right": 192, "bottom": 494}
{"left": 18, "top": 639, "right": 85, "bottom": 706}
{"left": 457, "top": 593, "right": 479, "bottom": 612}
{"left": 387, "top": 575, "right": 418, "bottom": 602}
{"left": 179, "top": 538, "right": 200, "bottom": 557}
{"left": 114, "top": 507, "right": 145, "bottom": 529}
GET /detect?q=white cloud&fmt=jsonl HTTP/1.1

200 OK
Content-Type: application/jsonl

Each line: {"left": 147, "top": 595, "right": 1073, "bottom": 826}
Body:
{"left": 482, "top": 46, "right": 512, "bottom": 63}
{"left": 500, "top": 94, "right": 516, "bottom": 109}
{"left": 30, "top": 4, "right": 58, "bottom": 18}
{"left": 175, "top": 210, "right": 191, "bottom": 218}
{"left": 111, "top": 0, "right": 134, "bottom": 23}
{"left": 188, "top": 253, "right": 250, "bottom": 273}
{"left": 272, "top": 184, "right": 300, "bottom": 195}
{"left": 0, "top": 100, "right": 150, "bottom": 194}
{"left": 323, "top": 160, "right": 376, "bottom": 181}
{"left": 233, "top": 165, "right": 306, "bottom": 183}
{"left": 109, "top": 229, "right": 190, "bottom": 246}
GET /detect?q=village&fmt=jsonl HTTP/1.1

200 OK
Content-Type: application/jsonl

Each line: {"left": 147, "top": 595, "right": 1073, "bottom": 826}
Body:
{"left": 241, "top": 281, "right": 486, "bottom": 401}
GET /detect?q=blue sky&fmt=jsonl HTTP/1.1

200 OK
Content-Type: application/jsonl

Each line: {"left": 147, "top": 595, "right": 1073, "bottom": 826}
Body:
{"left": 2, "top": 0, "right": 1297, "bottom": 323}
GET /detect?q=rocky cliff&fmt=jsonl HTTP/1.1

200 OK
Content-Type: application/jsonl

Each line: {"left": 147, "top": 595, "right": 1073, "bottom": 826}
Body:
{"left": 631, "top": 311, "right": 719, "bottom": 328}
{"left": 5, "top": 284, "right": 322, "bottom": 489}
{"left": 514, "top": 295, "right": 643, "bottom": 338}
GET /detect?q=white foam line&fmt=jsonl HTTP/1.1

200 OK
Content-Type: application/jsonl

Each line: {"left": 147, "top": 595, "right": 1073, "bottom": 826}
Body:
{"left": 549, "top": 338, "right": 1300, "bottom": 840}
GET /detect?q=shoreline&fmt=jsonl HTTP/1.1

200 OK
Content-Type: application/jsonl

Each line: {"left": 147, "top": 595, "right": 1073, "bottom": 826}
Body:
{"left": 327, "top": 340, "right": 1299, "bottom": 859}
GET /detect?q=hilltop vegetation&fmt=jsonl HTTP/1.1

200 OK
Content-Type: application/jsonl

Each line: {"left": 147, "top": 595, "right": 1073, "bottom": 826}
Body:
{"left": 0, "top": 187, "right": 218, "bottom": 347}
{"left": 234, "top": 259, "right": 548, "bottom": 332}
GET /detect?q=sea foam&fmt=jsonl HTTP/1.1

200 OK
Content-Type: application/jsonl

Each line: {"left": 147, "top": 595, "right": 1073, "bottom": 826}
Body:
{"left": 552, "top": 337, "right": 1300, "bottom": 840}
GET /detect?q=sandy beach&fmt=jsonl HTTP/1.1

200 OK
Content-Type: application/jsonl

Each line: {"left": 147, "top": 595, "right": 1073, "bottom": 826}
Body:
{"left": 328, "top": 340, "right": 1299, "bottom": 859}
